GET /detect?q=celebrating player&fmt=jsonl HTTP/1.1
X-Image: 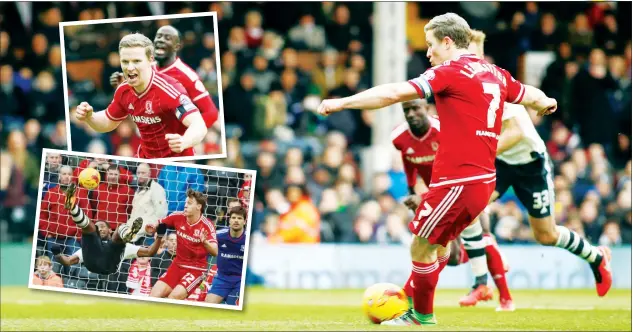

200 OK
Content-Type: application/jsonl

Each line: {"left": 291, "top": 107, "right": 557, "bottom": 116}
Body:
{"left": 149, "top": 189, "right": 218, "bottom": 300}
{"left": 457, "top": 29, "right": 613, "bottom": 304}
{"left": 318, "top": 13, "right": 558, "bottom": 326}
{"left": 52, "top": 183, "right": 161, "bottom": 274}
{"left": 75, "top": 33, "right": 207, "bottom": 159}
{"left": 205, "top": 206, "right": 247, "bottom": 305}
{"left": 110, "top": 25, "right": 219, "bottom": 129}
{"left": 391, "top": 98, "right": 513, "bottom": 311}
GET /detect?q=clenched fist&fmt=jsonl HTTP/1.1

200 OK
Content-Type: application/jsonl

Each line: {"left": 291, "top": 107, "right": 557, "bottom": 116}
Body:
{"left": 536, "top": 98, "right": 557, "bottom": 116}
{"left": 165, "top": 133, "right": 187, "bottom": 153}
{"left": 110, "top": 72, "right": 125, "bottom": 89}
{"left": 76, "top": 102, "right": 94, "bottom": 121}
{"left": 317, "top": 99, "right": 345, "bottom": 116}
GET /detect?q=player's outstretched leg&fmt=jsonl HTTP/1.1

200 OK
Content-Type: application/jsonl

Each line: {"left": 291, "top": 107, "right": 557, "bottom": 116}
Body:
{"left": 531, "top": 216, "right": 612, "bottom": 297}
{"left": 65, "top": 182, "right": 96, "bottom": 233}
{"left": 458, "top": 220, "right": 494, "bottom": 307}
{"left": 482, "top": 234, "right": 514, "bottom": 311}
{"left": 112, "top": 217, "right": 144, "bottom": 244}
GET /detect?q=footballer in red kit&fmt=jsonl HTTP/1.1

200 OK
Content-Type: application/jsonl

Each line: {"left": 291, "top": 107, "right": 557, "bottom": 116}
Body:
{"left": 318, "top": 13, "right": 557, "bottom": 326}
{"left": 111, "top": 25, "right": 219, "bottom": 129}
{"left": 150, "top": 189, "right": 218, "bottom": 300}
{"left": 390, "top": 100, "right": 440, "bottom": 193}
{"left": 76, "top": 33, "right": 208, "bottom": 159}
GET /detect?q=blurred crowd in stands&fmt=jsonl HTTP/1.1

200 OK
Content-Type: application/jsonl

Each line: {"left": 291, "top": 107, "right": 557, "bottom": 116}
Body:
{"left": 1, "top": 2, "right": 631, "bottom": 248}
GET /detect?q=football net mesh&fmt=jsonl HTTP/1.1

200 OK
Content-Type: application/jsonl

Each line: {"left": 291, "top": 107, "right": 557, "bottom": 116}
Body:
{"left": 34, "top": 152, "right": 249, "bottom": 303}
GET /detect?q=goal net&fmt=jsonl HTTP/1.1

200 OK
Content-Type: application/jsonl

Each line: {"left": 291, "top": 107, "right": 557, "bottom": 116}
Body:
{"left": 34, "top": 152, "right": 250, "bottom": 304}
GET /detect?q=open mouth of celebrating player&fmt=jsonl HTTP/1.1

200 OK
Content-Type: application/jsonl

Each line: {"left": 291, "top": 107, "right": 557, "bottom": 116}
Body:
{"left": 155, "top": 43, "right": 167, "bottom": 57}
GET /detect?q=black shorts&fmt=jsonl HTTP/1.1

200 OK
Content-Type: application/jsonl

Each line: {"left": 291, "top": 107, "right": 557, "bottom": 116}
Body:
{"left": 494, "top": 152, "right": 554, "bottom": 218}
{"left": 81, "top": 232, "right": 126, "bottom": 275}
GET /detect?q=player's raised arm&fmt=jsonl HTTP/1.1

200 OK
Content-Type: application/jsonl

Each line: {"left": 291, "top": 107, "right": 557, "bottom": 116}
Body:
{"left": 76, "top": 102, "right": 123, "bottom": 133}
{"left": 318, "top": 81, "right": 419, "bottom": 115}
{"left": 137, "top": 233, "right": 164, "bottom": 257}
{"left": 51, "top": 245, "right": 81, "bottom": 266}
{"left": 518, "top": 85, "right": 558, "bottom": 116}
{"left": 199, "top": 229, "right": 218, "bottom": 257}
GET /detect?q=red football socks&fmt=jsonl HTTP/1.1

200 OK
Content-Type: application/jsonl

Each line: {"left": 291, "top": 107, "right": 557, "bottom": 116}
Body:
{"left": 411, "top": 260, "right": 440, "bottom": 315}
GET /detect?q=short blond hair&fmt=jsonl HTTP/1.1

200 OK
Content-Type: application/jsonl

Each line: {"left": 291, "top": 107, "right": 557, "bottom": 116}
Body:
{"left": 119, "top": 33, "right": 154, "bottom": 59}
{"left": 470, "top": 29, "right": 487, "bottom": 56}
{"left": 424, "top": 13, "right": 472, "bottom": 49}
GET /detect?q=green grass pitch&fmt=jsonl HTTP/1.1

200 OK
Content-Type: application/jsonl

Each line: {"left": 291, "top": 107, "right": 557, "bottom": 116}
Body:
{"left": 1, "top": 286, "right": 630, "bottom": 331}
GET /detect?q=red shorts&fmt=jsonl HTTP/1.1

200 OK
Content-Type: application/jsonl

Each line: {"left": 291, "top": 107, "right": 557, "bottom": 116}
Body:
{"left": 159, "top": 264, "right": 206, "bottom": 295}
{"left": 409, "top": 181, "right": 495, "bottom": 246}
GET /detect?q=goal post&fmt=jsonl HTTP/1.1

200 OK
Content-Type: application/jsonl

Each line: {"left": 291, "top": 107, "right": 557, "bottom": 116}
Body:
{"left": 362, "top": 2, "right": 407, "bottom": 190}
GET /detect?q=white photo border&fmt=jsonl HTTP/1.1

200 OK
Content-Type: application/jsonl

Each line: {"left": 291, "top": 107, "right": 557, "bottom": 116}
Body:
{"left": 59, "top": 11, "right": 228, "bottom": 162}
{"left": 28, "top": 148, "right": 256, "bottom": 311}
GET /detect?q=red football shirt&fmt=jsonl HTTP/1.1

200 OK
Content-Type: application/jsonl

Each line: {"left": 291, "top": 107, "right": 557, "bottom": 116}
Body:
{"left": 105, "top": 70, "right": 200, "bottom": 158}
{"left": 391, "top": 115, "right": 441, "bottom": 187}
{"left": 159, "top": 212, "right": 217, "bottom": 270}
{"left": 408, "top": 54, "right": 525, "bottom": 188}
{"left": 155, "top": 58, "right": 219, "bottom": 128}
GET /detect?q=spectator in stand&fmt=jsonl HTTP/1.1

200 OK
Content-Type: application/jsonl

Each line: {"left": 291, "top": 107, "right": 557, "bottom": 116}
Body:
{"left": 244, "top": 10, "right": 265, "bottom": 49}
{"left": 126, "top": 256, "right": 152, "bottom": 296}
{"left": 92, "top": 164, "right": 134, "bottom": 231}
{"left": 288, "top": 13, "right": 327, "bottom": 51}
{"left": 32, "top": 256, "right": 64, "bottom": 288}
{"left": 312, "top": 48, "right": 345, "bottom": 98}
{"left": 43, "top": 152, "right": 62, "bottom": 194}
{"left": 157, "top": 164, "right": 205, "bottom": 215}
{"left": 39, "top": 165, "right": 90, "bottom": 258}
{"left": 128, "top": 163, "right": 168, "bottom": 243}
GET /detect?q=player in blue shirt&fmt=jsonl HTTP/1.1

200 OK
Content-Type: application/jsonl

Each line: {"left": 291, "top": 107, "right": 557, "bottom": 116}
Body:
{"left": 206, "top": 206, "right": 247, "bottom": 305}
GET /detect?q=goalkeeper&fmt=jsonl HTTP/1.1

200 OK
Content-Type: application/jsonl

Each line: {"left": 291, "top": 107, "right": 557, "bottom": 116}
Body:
{"left": 53, "top": 183, "right": 162, "bottom": 275}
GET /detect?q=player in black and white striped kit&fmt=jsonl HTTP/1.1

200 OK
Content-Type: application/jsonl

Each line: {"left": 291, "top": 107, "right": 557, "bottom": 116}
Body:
{"left": 476, "top": 102, "right": 612, "bottom": 299}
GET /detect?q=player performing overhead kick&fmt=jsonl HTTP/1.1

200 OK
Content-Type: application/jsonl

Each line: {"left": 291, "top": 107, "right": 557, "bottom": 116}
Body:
{"left": 110, "top": 25, "right": 219, "bottom": 129}
{"left": 149, "top": 189, "right": 218, "bottom": 300}
{"left": 52, "top": 183, "right": 161, "bottom": 274}
{"left": 75, "top": 33, "right": 207, "bottom": 159}
{"left": 391, "top": 98, "right": 513, "bottom": 311}
{"left": 318, "top": 13, "right": 560, "bottom": 326}
{"left": 205, "top": 206, "right": 247, "bottom": 305}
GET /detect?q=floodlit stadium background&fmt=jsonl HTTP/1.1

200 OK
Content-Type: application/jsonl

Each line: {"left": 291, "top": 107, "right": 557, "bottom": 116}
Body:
{"left": 1, "top": 2, "right": 631, "bottom": 331}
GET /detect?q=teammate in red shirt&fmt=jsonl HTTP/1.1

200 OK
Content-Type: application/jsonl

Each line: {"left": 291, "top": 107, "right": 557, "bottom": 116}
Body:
{"left": 111, "top": 26, "right": 219, "bottom": 129}
{"left": 318, "top": 13, "right": 557, "bottom": 326}
{"left": 149, "top": 189, "right": 218, "bottom": 300}
{"left": 391, "top": 100, "right": 440, "bottom": 194}
{"left": 392, "top": 98, "right": 512, "bottom": 311}
{"left": 75, "top": 33, "right": 207, "bottom": 159}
